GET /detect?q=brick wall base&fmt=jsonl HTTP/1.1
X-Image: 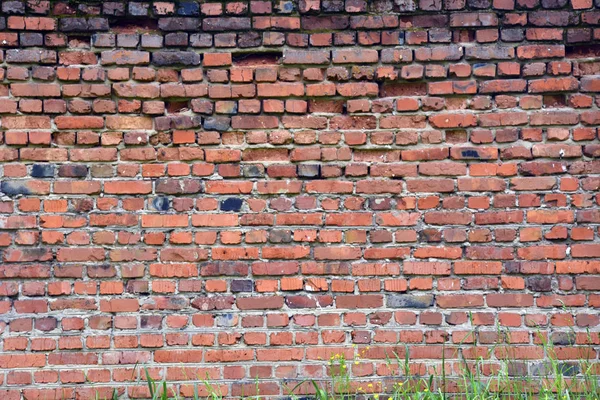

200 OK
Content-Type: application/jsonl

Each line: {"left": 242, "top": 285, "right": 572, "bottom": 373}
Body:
{"left": 0, "top": 0, "right": 599, "bottom": 398}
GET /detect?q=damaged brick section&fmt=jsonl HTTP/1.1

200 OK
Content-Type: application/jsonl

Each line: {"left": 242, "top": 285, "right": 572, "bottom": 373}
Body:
{"left": 0, "top": 0, "right": 599, "bottom": 397}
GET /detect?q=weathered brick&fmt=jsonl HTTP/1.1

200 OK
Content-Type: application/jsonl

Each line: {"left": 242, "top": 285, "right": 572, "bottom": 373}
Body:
{"left": 0, "top": 1, "right": 595, "bottom": 393}
{"left": 152, "top": 51, "right": 201, "bottom": 66}
{"left": 101, "top": 50, "right": 150, "bottom": 65}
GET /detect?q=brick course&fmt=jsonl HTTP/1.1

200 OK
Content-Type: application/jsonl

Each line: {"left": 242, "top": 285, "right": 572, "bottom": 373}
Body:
{"left": 0, "top": 0, "right": 598, "bottom": 397}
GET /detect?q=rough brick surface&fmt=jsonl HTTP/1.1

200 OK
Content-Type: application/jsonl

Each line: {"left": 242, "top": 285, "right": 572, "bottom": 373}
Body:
{"left": 0, "top": 0, "right": 599, "bottom": 397}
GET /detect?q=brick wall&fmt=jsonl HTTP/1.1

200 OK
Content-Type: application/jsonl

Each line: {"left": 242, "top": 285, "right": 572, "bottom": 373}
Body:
{"left": 0, "top": 0, "right": 599, "bottom": 397}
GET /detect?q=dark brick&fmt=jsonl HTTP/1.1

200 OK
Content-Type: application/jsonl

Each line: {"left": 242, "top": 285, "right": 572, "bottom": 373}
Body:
{"left": 158, "top": 17, "right": 201, "bottom": 31}
{"left": 298, "top": 164, "right": 320, "bottom": 178}
{"left": 231, "top": 280, "right": 253, "bottom": 293}
{"left": 58, "top": 165, "right": 88, "bottom": 178}
{"left": 322, "top": 0, "right": 345, "bottom": 11}
{"left": 395, "top": 0, "right": 417, "bottom": 11}
{"left": 387, "top": 295, "right": 434, "bottom": 308}
{"left": 501, "top": 29, "right": 524, "bottom": 42}
{"left": 203, "top": 116, "right": 231, "bottom": 131}
{"left": 203, "top": 17, "right": 251, "bottom": 31}
{"left": 269, "top": 230, "right": 292, "bottom": 243}
{"left": 214, "top": 33, "right": 237, "bottom": 47}
{"left": 238, "top": 31, "right": 261, "bottom": 48}
{"left": 190, "top": 33, "right": 212, "bottom": 47}
{"left": 103, "top": 2, "right": 126, "bottom": 16}
{"left": 88, "top": 18, "right": 109, "bottom": 31}
{"left": 165, "top": 32, "right": 189, "bottom": 46}
{"left": 128, "top": 2, "right": 149, "bottom": 15}
{"left": 152, "top": 51, "right": 201, "bottom": 66}
{"left": 140, "top": 315, "right": 162, "bottom": 328}
{"left": 177, "top": 1, "right": 200, "bottom": 16}
{"left": 155, "top": 179, "right": 202, "bottom": 194}
{"left": 220, "top": 198, "right": 243, "bottom": 212}
{"left": 59, "top": 18, "right": 87, "bottom": 31}
{"left": 550, "top": 332, "right": 576, "bottom": 345}
{"left": 1, "top": 181, "right": 32, "bottom": 196}
{"left": 302, "top": 15, "right": 349, "bottom": 30}
{"left": 141, "top": 34, "right": 163, "bottom": 48}
{"left": 93, "top": 33, "right": 116, "bottom": 47}
{"left": 152, "top": 197, "right": 170, "bottom": 211}
{"left": 243, "top": 165, "right": 265, "bottom": 178}
{"left": 30, "top": 164, "right": 54, "bottom": 178}
{"left": 541, "top": 0, "right": 568, "bottom": 7}
{"left": 2, "top": 1, "right": 25, "bottom": 14}
{"left": 20, "top": 32, "right": 43, "bottom": 46}
{"left": 526, "top": 276, "right": 552, "bottom": 292}
{"left": 467, "top": 0, "right": 491, "bottom": 7}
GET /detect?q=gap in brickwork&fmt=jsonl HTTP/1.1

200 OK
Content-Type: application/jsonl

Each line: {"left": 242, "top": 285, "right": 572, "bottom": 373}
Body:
{"left": 232, "top": 52, "right": 283, "bottom": 66}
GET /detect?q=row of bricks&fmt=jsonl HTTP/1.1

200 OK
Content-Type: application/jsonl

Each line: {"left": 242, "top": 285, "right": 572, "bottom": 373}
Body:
{"left": 4, "top": 295, "right": 598, "bottom": 314}
{"left": 0, "top": 94, "right": 598, "bottom": 115}
{"left": 2, "top": 27, "right": 600, "bottom": 50}
{"left": 1, "top": 170, "right": 600, "bottom": 195}
{"left": 1, "top": 175, "right": 599, "bottom": 195}
{"left": 2, "top": 311, "right": 599, "bottom": 333}
{"left": 15, "top": 12, "right": 600, "bottom": 32}
{"left": 1, "top": 243, "right": 599, "bottom": 260}
{"left": 7, "top": 376, "right": 600, "bottom": 400}
{"left": 3, "top": 16, "right": 596, "bottom": 42}
{"left": 3, "top": 310, "right": 600, "bottom": 331}
{"left": 0, "top": 142, "right": 597, "bottom": 167}
{"left": 2, "top": 113, "right": 600, "bottom": 134}
{"left": 0, "top": 327, "right": 598, "bottom": 354}
{"left": 87, "top": 28, "right": 600, "bottom": 47}
{"left": 0, "top": 294, "right": 600, "bottom": 318}
{"left": 3, "top": 259, "right": 598, "bottom": 276}
{"left": 0, "top": 100, "right": 599, "bottom": 125}
{"left": 2, "top": 12, "right": 600, "bottom": 35}
{"left": 2, "top": 0, "right": 600, "bottom": 17}
{"left": 1, "top": 48, "right": 600, "bottom": 69}
{"left": 0, "top": 343, "right": 595, "bottom": 366}
{"left": 0, "top": 264, "right": 596, "bottom": 285}
{"left": 0, "top": 193, "right": 598, "bottom": 218}
{"left": 0, "top": 173, "right": 599, "bottom": 196}
{"left": 3, "top": 77, "right": 600, "bottom": 99}
{"left": 0, "top": 96, "right": 599, "bottom": 118}
{"left": 2, "top": 48, "right": 600, "bottom": 69}
{"left": 0, "top": 65, "right": 598, "bottom": 89}
{"left": 4, "top": 288, "right": 599, "bottom": 307}
{"left": 0, "top": 227, "right": 598, "bottom": 247}
{"left": 2, "top": 26, "right": 599, "bottom": 42}
{"left": 1, "top": 128, "right": 599, "bottom": 148}
{"left": 1, "top": 358, "right": 599, "bottom": 394}
{"left": 46, "top": 47, "right": 600, "bottom": 68}
{"left": 0, "top": 275, "right": 598, "bottom": 296}
{"left": 1, "top": 240, "right": 599, "bottom": 265}
{"left": 1, "top": 351, "right": 597, "bottom": 385}
{"left": 4, "top": 62, "right": 600, "bottom": 85}
{"left": 1, "top": 190, "right": 597, "bottom": 209}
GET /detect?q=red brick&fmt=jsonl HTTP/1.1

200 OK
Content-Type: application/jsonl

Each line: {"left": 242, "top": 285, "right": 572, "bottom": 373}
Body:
{"left": 203, "top": 53, "right": 232, "bottom": 67}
